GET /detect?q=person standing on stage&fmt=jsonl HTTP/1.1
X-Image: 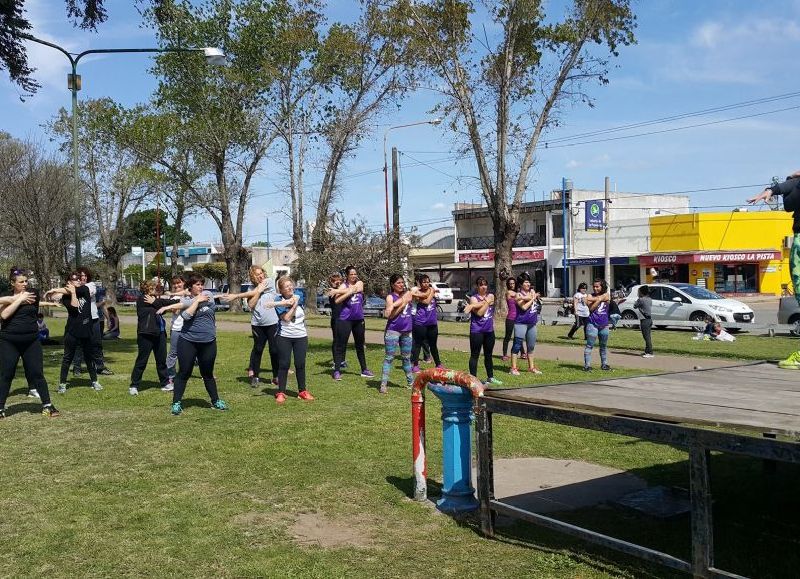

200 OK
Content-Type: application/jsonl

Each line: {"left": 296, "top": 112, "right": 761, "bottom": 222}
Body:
{"left": 169, "top": 273, "right": 227, "bottom": 416}
{"left": 329, "top": 266, "right": 373, "bottom": 380}
{"left": 0, "top": 268, "right": 59, "bottom": 418}
{"left": 464, "top": 276, "right": 502, "bottom": 386}
{"left": 748, "top": 171, "right": 800, "bottom": 369}
{"left": 583, "top": 278, "right": 611, "bottom": 372}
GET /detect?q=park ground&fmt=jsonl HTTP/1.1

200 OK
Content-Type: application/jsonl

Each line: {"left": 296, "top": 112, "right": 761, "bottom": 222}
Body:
{"left": 3, "top": 316, "right": 800, "bottom": 577}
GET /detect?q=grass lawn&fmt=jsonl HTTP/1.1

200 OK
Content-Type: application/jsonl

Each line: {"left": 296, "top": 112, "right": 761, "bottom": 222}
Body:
{"left": 208, "top": 310, "right": 798, "bottom": 361}
{"left": 5, "top": 320, "right": 798, "bottom": 577}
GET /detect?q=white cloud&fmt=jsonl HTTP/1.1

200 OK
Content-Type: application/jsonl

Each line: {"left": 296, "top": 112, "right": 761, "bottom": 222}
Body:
{"left": 432, "top": 202, "right": 447, "bottom": 210}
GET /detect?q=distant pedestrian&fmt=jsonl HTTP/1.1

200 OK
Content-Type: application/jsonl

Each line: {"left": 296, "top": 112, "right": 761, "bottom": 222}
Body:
{"left": 566, "top": 282, "right": 590, "bottom": 339}
{"left": 633, "top": 285, "right": 654, "bottom": 358}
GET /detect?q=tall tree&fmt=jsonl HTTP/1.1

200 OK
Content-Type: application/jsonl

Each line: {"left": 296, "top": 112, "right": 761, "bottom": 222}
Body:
{"left": 146, "top": 0, "right": 290, "bottom": 309}
{"left": 396, "top": 0, "right": 635, "bottom": 306}
{"left": 122, "top": 209, "right": 192, "bottom": 252}
{"left": 50, "top": 98, "right": 153, "bottom": 290}
{"left": 309, "top": 1, "right": 416, "bottom": 252}
{"left": 0, "top": 134, "right": 74, "bottom": 287}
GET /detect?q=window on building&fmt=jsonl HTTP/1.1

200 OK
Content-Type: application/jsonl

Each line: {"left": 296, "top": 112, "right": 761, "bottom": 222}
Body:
{"left": 551, "top": 213, "right": 563, "bottom": 238}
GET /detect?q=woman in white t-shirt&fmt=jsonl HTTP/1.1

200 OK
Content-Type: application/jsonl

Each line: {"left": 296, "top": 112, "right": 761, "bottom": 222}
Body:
{"left": 566, "top": 282, "right": 590, "bottom": 339}
{"left": 273, "top": 277, "right": 313, "bottom": 404}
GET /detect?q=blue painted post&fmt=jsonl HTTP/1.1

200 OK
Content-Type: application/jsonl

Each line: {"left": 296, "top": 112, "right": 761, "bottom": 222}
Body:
{"left": 428, "top": 383, "right": 479, "bottom": 513}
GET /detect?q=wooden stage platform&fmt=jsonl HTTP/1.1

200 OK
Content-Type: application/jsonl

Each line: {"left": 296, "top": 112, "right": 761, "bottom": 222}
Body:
{"left": 475, "top": 361, "right": 800, "bottom": 578}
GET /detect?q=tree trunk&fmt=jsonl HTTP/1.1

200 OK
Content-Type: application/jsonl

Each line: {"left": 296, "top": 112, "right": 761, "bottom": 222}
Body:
{"left": 492, "top": 218, "right": 519, "bottom": 318}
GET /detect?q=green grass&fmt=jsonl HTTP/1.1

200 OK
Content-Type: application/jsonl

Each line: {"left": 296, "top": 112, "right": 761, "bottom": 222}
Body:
{"left": 206, "top": 309, "right": 797, "bottom": 361}
{"left": 7, "top": 320, "right": 798, "bottom": 577}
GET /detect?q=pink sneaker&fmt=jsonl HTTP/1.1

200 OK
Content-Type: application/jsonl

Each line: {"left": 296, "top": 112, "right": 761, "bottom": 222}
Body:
{"left": 510, "top": 368, "right": 520, "bottom": 376}
{"left": 298, "top": 390, "right": 314, "bottom": 401}
{"left": 275, "top": 392, "right": 286, "bottom": 404}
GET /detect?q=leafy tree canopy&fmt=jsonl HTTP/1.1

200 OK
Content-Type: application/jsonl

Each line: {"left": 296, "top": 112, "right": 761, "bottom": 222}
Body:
{"left": 122, "top": 209, "right": 191, "bottom": 252}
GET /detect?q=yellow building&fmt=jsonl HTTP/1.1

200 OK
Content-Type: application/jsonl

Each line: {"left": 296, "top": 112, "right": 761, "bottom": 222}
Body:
{"left": 642, "top": 211, "right": 793, "bottom": 295}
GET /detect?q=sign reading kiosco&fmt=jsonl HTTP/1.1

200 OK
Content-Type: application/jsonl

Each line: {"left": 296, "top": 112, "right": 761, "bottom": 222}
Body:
{"left": 639, "top": 251, "right": 781, "bottom": 265}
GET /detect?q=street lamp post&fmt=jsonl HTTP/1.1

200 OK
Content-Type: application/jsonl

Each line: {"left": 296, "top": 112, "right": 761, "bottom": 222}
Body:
{"left": 19, "top": 33, "right": 225, "bottom": 267}
{"left": 383, "top": 118, "right": 441, "bottom": 235}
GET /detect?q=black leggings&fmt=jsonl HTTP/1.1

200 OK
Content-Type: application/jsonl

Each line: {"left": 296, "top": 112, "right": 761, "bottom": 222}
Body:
{"left": 411, "top": 324, "right": 440, "bottom": 366}
{"left": 173, "top": 337, "right": 219, "bottom": 404}
{"left": 502, "top": 318, "right": 527, "bottom": 356}
{"left": 276, "top": 335, "right": 308, "bottom": 393}
{"left": 60, "top": 333, "right": 97, "bottom": 384}
{"left": 130, "top": 332, "right": 169, "bottom": 389}
{"left": 334, "top": 319, "right": 367, "bottom": 372}
{"left": 250, "top": 324, "right": 279, "bottom": 380}
{"left": 567, "top": 315, "right": 589, "bottom": 339}
{"left": 73, "top": 318, "right": 105, "bottom": 371}
{"left": 0, "top": 334, "right": 51, "bottom": 407}
{"left": 469, "top": 331, "right": 495, "bottom": 379}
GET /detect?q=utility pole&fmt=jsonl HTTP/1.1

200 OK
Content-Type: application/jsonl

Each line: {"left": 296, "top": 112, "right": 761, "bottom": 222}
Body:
{"left": 604, "top": 176, "right": 611, "bottom": 289}
{"left": 266, "top": 216, "right": 271, "bottom": 261}
{"left": 392, "top": 146, "right": 400, "bottom": 247}
{"left": 561, "top": 177, "right": 570, "bottom": 298}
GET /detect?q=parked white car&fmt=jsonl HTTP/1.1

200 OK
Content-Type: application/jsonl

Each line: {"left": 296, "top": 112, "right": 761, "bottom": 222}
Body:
{"left": 431, "top": 281, "right": 453, "bottom": 304}
{"left": 778, "top": 296, "right": 800, "bottom": 335}
{"left": 617, "top": 283, "right": 755, "bottom": 331}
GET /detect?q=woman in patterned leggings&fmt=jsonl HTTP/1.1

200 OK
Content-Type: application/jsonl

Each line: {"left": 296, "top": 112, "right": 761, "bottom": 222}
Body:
{"left": 379, "top": 274, "right": 414, "bottom": 394}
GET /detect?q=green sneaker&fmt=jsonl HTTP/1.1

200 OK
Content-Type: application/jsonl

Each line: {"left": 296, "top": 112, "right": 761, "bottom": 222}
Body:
{"left": 487, "top": 377, "right": 504, "bottom": 386}
{"left": 171, "top": 402, "right": 182, "bottom": 416}
{"left": 212, "top": 399, "right": 228, "bottom": 411}
{"left": 778, "top": 351, "right": 800, "bottom": 370}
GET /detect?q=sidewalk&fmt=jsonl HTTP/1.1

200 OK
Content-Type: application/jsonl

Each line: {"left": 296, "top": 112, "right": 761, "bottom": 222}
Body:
{"left": 213, "top": 319, "right": 740, "bottom": 372}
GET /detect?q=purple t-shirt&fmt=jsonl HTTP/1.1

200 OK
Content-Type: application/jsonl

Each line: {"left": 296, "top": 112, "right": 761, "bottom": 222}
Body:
{"left": 515, "top": 291, "right": 539, "bottom": 325}
{"left": 413, "top": 295, "right": 438, "bottom": 327}
{"left": 469, "top": 294, "right": 495, "bottom": 334}
{"left": 338, "top": 282, "right": 364, "bottom": 321}
{"left": 589, "top": 298, "right": 610, "bottom": 328}
{"left": 385, "top": 293, "right": 412, "bottom": 333}
{"left": 506, "top": 296, "right": 518, "bottom": 322}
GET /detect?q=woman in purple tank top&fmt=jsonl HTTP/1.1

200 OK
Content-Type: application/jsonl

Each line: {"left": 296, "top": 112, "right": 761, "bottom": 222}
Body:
{"left": 379, "top": 274, "right": 414, "bottom": 394}
{"left": 511, "top": 275, "right": 542, "bottom": 376}
{"left": 463, "top": 276, "right": 502, "bottom": 386}
{"left": 410, "top": 274, "right": 442, "bottom": 373}
{"left": 583, "top": 278, "right": 612, "bottom": 372}
{"left": 501, "top": 277, "right": 525, "bottom": 361}
{"left": 327, "top": 266, "right": 373, "bottom": 380}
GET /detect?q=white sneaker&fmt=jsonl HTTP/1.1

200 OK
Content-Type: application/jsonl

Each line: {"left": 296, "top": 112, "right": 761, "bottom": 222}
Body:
{"left": 161, "top": 382, "right": 174, "bottom": 392}
{"left": 27, "top": 389, "right": 41, "bottom": 398}
{"left": 642, "top": 353, "right": 654, "bottom": 358}
{"left": 92, "top": 381, "right": 103, "bottom": 391}
{"left": 57, "top": 384, "right": 67, "bottom": 394}
{"left": 129, "top": 387, "right": 139, "bottom": 396}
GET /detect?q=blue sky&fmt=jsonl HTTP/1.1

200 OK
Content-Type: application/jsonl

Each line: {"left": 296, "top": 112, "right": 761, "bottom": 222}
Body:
{"left": 2, "top": 0, "right": 799, "bottom": 250}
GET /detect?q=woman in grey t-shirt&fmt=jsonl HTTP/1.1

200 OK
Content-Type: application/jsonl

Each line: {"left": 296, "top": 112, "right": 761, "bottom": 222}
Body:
{"left": 169, "top": 273, "right": 228, "bottom": 416}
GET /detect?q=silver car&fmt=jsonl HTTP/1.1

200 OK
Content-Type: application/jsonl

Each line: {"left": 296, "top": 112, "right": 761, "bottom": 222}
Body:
{"left": 618, "top": 283, "right": 755, "bottom": 331}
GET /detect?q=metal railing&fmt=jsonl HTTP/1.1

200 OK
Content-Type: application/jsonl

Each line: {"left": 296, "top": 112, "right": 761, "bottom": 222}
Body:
{"left": 456, "top": 232, "right": 546, "bottom": 250}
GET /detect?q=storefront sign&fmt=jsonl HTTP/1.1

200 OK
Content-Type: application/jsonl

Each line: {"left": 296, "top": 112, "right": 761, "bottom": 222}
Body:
{"left": 565, "top": 256, "right": 636, "bottom": 266}
{"left": 585, "top": 200, "right": 605, "bottom": 230}
{"left": 458, "top": 249, "right": 545, "bottom": 263}
{"left": 640, "top": 250, "right": 781, "bottom": 266}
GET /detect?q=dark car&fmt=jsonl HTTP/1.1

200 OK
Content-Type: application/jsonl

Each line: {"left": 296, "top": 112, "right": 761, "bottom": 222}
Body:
{"left": 116, "top": 288, "right": 142, "bottom": 304}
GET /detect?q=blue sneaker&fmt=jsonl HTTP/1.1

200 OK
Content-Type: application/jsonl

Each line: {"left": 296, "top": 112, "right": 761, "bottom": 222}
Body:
{"left": 360, "top": 369, "right": 375, "bottom": 378}
{"left": 171, "top": 402, "right": 182, "bottom": 416}
{"left": 212, "top": 399, "right": 228, "bottom": 411}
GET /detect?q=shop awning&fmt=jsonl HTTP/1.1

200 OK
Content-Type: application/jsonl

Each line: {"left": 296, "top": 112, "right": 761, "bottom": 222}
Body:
{"left": 640, "top": 250, "right": 782, "bottom": 266}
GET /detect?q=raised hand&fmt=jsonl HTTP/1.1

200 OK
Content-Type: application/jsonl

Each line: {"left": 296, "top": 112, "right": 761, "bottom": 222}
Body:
{"left": 747, "top": 188, "right": 773, "bottom": 205}
{"left": 144, "top": 295, "right": 156, "bottom": 304}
